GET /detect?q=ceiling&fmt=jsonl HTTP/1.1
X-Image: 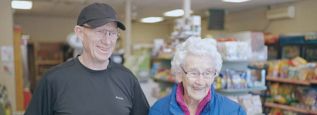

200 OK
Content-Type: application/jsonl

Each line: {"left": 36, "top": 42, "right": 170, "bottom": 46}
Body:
{"left": 13, "top": 0, "right": 298, "bottom": 21}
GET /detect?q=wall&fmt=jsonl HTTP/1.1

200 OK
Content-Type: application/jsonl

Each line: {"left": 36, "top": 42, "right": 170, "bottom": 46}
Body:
{"left": 14, "top": 15, "right": 76, "bottom": 42}
{"left": 13, "top": 0, "right": 317, "bottom": 54}
{"left": 201, "top": 0, "right": 317, "bottom": 36}
{"left": 131, "top": 22, "right": 172, "bottom": 44}
{"left": 0, "top": 0, "right": 16, "bottom": 113}
{"left": 201, "top": 7, "right": 269, "bottom": 37}
{"left": 267, "top": 0, "right": 317, "bottom": 34}
{"left": 14, "top": 15, "right": 172, "bottom": 45}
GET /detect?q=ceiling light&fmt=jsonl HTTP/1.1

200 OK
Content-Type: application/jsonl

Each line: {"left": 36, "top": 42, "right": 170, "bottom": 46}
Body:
{"left": 222, "top": 0, "right": 250, "bottom": 3}
{"left": 140, "top": 17, "right": 164, "bottom": 23}
{"left": 11, "top": 0, "right": 33, "bottom": 10}
{"left": 164, "top": 9, "right": 184, "bottom": 17}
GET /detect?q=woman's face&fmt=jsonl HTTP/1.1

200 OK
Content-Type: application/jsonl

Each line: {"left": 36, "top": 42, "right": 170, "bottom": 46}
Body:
{"left": 181, "top": 54, "right": 217, "bottom": 101}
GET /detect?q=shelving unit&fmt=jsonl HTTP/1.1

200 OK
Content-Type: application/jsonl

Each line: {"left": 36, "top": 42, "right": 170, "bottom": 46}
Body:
{"left": 221, "top": 60, "right": 250, "bottom": 71}
{"left": 218, "top": 59, "right": 267, "bottom": 115}
{"left": 36, "top": 60, "right": 62, "bottom": 65}
{"left": 264, "top": 64, "right": 317, "bottom": 115}
{"left": 266, "top": 77, "right": 317, "bottom": 85}
{"left": 266, "top": 77, "right": 310, "bottom": 85}
{"left": 217, "top": 87, "right": 267, "bottom": 95}
{"left": 150, "top": 57, "right": 175, "bottom": 98}
{"left": 311, "top": 80, "right": 317, "bottom": 84}
{"left": 219, "top": 60, "right": 267, "bottom": 92}
{"left": 152, "top": 77, "right": 175, "bottom": 84}
{"left": 265, "top": 102, "right": 317, "bottom": 114}
{"left": 33, "top": 42, "right": 64, "bottom": 84}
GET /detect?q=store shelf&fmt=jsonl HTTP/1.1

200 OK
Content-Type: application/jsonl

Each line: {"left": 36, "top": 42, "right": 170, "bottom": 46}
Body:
{"left": 223, "top": 58, "right": 267, "bottom": 63}
{"left": 223, "top": 59, "right": 249, "bottom": 62}
{"left": 266, "top": 77, "right": 310, "bottom": 85}
{"left": 152, "top": 77, "right": 176, "bottom": 84}
{"left": 264, "top": 102, "right": 317, "bottom": 114}
{"left": 154, "top": 54, "right": 173, "bottom": 60}
{"left": 216, "top": 87, "right": 267, "bottom": 95}
{"left": 311, "top": 80, "right": 317, "bottom": 84}
{"left": 152, "top": 57, "right": 172, "bottom": 61}
{"left": 36, "top": 60, "right": 62, "bottom": 65}
{"left": 312, "top": 110, "right": 317, "bottom": 115}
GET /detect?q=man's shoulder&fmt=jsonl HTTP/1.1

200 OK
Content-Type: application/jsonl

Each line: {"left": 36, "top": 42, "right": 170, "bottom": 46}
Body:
{"left": 42, "top": 59, "right": 78, "bottom": 81}
{"left": 110, "top": 61, "right": 131, "bottom": 73}
{"left": 109, "top": 61, "right": 136, "bottom": 79}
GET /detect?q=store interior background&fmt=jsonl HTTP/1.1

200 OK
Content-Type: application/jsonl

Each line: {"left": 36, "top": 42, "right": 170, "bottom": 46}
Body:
{"left": 1, "top": 0, "right": 317, "bottom": 115}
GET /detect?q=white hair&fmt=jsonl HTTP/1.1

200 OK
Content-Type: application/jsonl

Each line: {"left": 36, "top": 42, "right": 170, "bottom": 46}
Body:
{"left": 171, "top": 37, "right": 222, "bottom": 75}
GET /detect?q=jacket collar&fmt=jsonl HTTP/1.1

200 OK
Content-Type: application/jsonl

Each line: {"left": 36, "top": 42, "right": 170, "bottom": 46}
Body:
{"left": 169, "top": 83, "right": 215, "bottom": 114}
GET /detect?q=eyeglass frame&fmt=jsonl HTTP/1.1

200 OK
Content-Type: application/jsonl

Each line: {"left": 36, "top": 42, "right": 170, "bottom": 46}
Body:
{"left": 180, "top": 66, "right": 217, "bottom": 79}
{"left": 80, "top": 24, "right": 120, "bottom": 40}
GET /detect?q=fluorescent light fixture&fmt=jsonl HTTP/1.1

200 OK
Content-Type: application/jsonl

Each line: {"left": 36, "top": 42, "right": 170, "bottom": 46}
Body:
{"left": 164, "top": 9, "right": 184, "bottom": 17}
{"left": 141, "top": 17, "right": 164, "bottom": 23}
{"left": 222, "top": 0, "right": 250, "bottom": 3}
{"left": 11, "top": 0, "right": 33, "bottom": 10}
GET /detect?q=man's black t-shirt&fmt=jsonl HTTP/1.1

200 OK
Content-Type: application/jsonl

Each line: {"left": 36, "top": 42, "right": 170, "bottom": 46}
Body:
{"left": 25, "top": 58, "right": 149, "bottom": 115}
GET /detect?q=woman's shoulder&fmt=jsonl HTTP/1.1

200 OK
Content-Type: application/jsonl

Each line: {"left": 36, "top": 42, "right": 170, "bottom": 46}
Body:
{"left": 213, "top": 92, "right": 239, "bottom": 105}
{"left": 151, "top": 95, "right": 171, "bottom": 109}
{"left": 149, "top": 94, "right": 174, "bottom": 115}
{"left": 212, "top": 92, "right": 246, "bottom": 114}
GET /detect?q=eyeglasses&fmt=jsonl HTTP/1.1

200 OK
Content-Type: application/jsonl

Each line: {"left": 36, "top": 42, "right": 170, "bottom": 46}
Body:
{"left": 180, "top": 66, "right": 217, "bottom": 79}
{"left": 81, "top": 25, "right": 119, "bottom": 40}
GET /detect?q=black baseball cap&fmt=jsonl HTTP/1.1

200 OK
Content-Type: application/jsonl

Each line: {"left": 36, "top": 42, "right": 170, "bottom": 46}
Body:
{"left": 77, "top": 3, "right": 126, "bottom": 30}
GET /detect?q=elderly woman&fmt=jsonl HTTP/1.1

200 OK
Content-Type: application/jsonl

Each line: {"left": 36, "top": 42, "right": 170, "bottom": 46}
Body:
{"left": 149, "top": 37, "right": 246, "bottom": 115}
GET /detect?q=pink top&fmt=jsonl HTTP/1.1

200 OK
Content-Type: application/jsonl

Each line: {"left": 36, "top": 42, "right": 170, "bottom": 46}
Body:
{"left": 176, "top": 83, "right": 211, "bottom": 115}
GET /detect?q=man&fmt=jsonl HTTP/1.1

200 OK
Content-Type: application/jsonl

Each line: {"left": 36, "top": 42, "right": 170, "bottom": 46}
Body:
{"left": 25, "top": 3, "right": 149, "bottom": 115}
{"left": 149, "top": 37, "right": 246, "bottom": 115}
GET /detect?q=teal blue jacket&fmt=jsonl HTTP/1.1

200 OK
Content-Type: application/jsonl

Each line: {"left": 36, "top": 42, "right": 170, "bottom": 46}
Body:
{"left": 149, "top": 85, "right": 246, "bottom": 115}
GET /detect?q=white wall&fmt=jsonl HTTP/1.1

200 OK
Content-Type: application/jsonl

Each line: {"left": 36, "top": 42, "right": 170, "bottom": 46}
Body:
{"left": 267, "top": 0, "right": 317, "bottom": 34}
{"left": 0, "top": 0, "right": 16, "bottom": 113}
{"left": 14, "top": 15, "right": 172, "bottom": 45}
{"left": 14, "top": 0, "right": 317, "bottom": 53}
{"left": 202, "top": 0, "right": 317, "bottom": 36}
{"left": 131, "top": 22, "right": 172, "bottom": 44}
{"left": 201, "top": 7, "right": 269, "bottom": 37}
{"left": 14, "top": 15, "right": 76, "bottom": 42}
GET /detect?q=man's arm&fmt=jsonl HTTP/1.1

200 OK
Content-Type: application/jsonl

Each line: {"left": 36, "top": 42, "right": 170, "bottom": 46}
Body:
{"left": 25, "top": 76, "right": 53, "bottom": 115}
{"left": 131, "top": 79, "right": 149, "bottom": 115}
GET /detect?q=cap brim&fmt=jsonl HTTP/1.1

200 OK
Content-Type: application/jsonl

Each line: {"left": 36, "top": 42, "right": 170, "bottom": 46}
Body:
{"left": 87, "top": 18, "right": 126, "bottom": 30}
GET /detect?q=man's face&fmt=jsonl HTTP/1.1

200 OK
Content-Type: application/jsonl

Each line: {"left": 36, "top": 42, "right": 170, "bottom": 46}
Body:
{"left": 81, "top": 22, "right": 118, "bottom": 62}
{"left": 182, "top": 54, "right": 216, "bottom": 101}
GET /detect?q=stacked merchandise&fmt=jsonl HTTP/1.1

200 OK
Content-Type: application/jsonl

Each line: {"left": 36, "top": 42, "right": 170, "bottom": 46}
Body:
{"left": 227, "top": 94, "right": 263, "bottom": 115}
{"left": 0, "top": 84, "right": 12, "bottom": 115}
{"left": 215, "top": 63, "right": 267, "bottom": 91}
{"left": 265, "top": 33, "right": 317, "bottom": 61}
{"left": 217, "top": 40, "right": 252, "bottom": 61}
{"left": 124, "top": 44, "right": 152, "bottom": 81}
{"left": 170, "top": 16, "right": 202, "bottom": 41}
{"left": 217, "top": 31, "right": 268, "bottom": 61}
{"left": 215, "top": 31, "right": 268, "bottom": 91}
{"left": 214, "top": 31, "right": 268, "bottom": 115}
{"left": 151, "top": 39, "right": 175, "bottom": 83}
{"left": 150, "top": 39, "right": 175, "bottom": 98}
{"left": 264, "top": 32, "right": 280, "bottom": 60}
{"left": 124, "top": 44, "right": 158, "bottom": 105}
{"left": 265, "top": 57, "right": 317, "bottom": 115}
{"left": 151, "top": 63, "right": 174, "bottom": 83}
{"left": 216, "top": 69, "right": 266, "bottom": 115}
